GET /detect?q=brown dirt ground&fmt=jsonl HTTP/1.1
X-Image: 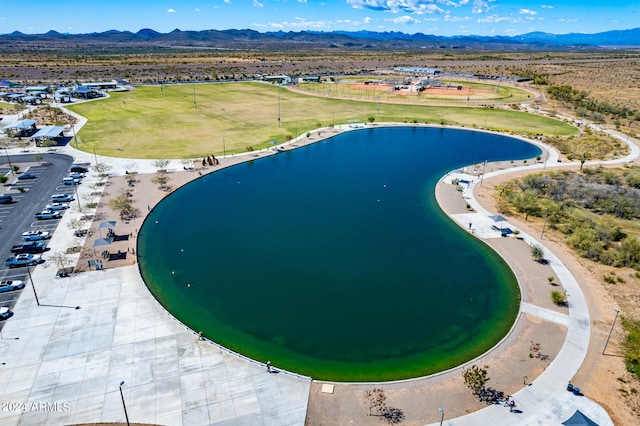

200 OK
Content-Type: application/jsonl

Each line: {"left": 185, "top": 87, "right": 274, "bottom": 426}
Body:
{"left": 475, "top": 165, "right": 640, "bottom": 426}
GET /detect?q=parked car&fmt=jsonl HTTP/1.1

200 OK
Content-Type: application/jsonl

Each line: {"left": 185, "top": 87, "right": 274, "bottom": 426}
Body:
{"left": 70, "top": 165, "right": 89, "bottom": 173}
{"left": 0, "top": 194, "right": 12, "bottom": 204}
{"left": 11, "top": 241, "right": 47, "bottom": 254}
{"left": 0, "top": 307, "right": 12, "bottom": 319}
{"left": 51, "top": 194, "right": 74, "bottom": 202}
{"left": 22, "top": 230, "right": 51, "bottom": 241}
{"left": 17, "top": 173, "right": 37, "bottom": 180}
{"left": 5, "top": 254, "right": 42, "bottom": 268}
{"left": 62, "top": 177, "right": 80, "bottom": 185}
{"left": 68, "top": 172, "right": 85, "bottom": 179}
{"left": 45, "top": 203, "right": 70, "bottom": 211}
{"left": 0, "top": 280, "right": 25, "bottom": 292}
{"left": 35, "top": 210, "right": 61, "bottom": 220}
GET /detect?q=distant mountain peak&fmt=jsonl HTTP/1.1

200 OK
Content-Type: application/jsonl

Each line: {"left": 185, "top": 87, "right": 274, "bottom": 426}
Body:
{"left": 0, "top": 27, "right": 638, "bottom": 50}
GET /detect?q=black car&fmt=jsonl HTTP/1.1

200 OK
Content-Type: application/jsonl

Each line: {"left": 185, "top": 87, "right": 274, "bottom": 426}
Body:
{"left": 17, "top": 173, "right": 37, "bottom": 180}
{"left": 70, "top": 165, "right": 89, "bottom": 173}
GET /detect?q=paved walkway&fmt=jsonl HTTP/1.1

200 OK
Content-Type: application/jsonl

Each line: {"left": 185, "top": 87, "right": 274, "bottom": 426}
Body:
{"left": 1, "top": 115, "right": 636, "bottom": 425}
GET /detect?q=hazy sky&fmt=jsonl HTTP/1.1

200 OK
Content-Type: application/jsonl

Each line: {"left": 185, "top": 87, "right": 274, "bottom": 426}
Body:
{"left": 1, "top": 0, "right": 637, "bottom": 36}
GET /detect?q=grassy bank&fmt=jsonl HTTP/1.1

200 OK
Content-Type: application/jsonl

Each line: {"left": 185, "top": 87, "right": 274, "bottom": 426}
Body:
{"left": 68, "top": 82, "right": 575, "bottom": 159}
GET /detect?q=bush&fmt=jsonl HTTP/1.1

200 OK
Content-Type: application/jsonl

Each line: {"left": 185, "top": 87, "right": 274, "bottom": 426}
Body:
{"left": 622, "top": 318, "right": 640, "bottom": 380}
{"left": 551, "top": 290, "right": 567, "bottom": 306}
{"left": 531, "top": 244, "right": 545, "bottom": 262}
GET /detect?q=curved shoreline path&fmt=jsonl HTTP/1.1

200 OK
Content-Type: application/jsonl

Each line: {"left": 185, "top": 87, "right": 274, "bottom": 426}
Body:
{"left": 436, "top": 130, "right": 638, "bottom": 425}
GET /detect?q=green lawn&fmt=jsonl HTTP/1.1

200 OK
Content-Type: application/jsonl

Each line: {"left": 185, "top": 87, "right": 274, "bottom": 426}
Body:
{"left": 68, "top": 82, "right": 576, "bottom": 159}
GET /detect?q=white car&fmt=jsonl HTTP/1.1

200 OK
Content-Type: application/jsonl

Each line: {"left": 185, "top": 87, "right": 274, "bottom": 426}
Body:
{"left": 22, "top": 230, "right": 51, "bottom": 241}
{"left": 45, "top": 203, "right": 70, "bottom": 211}
{"left": 62, "top": 177, "right": 80, "bottom": 185}
{"left": 68, "top": 172, "right": 86, "bottom": 179}
{"left": 0, "top": 307, "right": 11, "bottom": 319}
{"left": 0, "top": 280, "right": 25, "bottom": 292}
{"left": 35, "top": 211, "right": 62, "bottom": 220}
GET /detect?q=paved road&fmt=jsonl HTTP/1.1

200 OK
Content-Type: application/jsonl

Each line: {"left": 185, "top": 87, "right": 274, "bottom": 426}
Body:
{"left": 0, "top": 153, "right": 74, "bottom": 327}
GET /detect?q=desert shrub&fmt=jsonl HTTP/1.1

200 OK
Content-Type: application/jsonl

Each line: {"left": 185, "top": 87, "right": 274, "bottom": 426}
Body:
{"left": 550, "top": 290, "right": 567, "bottom": 305}
{"left": 622, "top": 318, "right": 640, "bottom": 380}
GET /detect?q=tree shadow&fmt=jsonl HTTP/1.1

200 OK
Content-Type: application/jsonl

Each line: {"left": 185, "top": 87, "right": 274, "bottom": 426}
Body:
{"left": 381, "top": 407, "right": 405, "bottom": 424}
{"left": 476, "top": 387, "right": 505, "bottom": 405}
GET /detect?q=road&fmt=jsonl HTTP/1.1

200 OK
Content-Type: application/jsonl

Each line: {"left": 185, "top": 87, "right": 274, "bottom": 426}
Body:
{"left": 0, "top": 152, "right": 76, "bottom": 328}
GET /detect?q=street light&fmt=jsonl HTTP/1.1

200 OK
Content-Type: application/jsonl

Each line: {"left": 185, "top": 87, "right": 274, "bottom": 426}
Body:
{"left": 26, "top": 265, "right": 41, "bottom": 306}
{"left": 74, "top": 184, "right": 82, "bottom": 212}
{"left": 480, "top": 160, "right": 487, "bottom": 187}
{"left": 603, "top": 308, "right": 620, "bottom": 355}
{"left": 71, "top": 123, "right": 78, "bottom": 149}
{"left": 4, "top": 147, "right": 14, "bottom": 175}
{"left": 119, "top": 381, "right": 130, "bottom": 426}
{"left": 191, "top": 75, "right": 197, "bottom": 110}
{"left": 438, "top": 407, "right": 444, "bottom": 426}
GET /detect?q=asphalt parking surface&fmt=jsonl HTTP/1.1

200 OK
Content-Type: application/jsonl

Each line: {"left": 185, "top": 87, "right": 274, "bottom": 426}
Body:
{"left": 0, "top": 152, "right": 76, "bottom": 328}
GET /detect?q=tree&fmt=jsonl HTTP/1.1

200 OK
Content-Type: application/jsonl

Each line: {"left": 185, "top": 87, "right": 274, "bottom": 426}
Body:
{"left": 363, "top": 388, "right": 387, "bottom": 416}
{"left": 512, "top": 189, "right": 539, "bottom": 220}
{"left": 68, "top": 218, "right": 86, "bottom": 235}
{"left": 153, "top": 159, "right": 170, "bottom": 171}
{"left": 152, "top": 172, "right": 170, "bottom": 189}
{"left": 125, "top": 162, "right": 138, "bottom": 175}
{"left": 462, "top": 365, "right": 490, "bottom": 396}
{"left": 0, "top": 175, "right": 7, "bottom": 184}
{"left": 93, "top": 163, "right": 113, "bottom": 183}
{"left": 531, "top": 244, "right": 545, "bottom": 263}
{"left": 580, "top": 152, "right": 589, "bottom": 170}
{"left": 108, "top": 193, "right": 133, "bottom": 219}
{"left": 49, "top": 250, "right": 72, "bottom": 271}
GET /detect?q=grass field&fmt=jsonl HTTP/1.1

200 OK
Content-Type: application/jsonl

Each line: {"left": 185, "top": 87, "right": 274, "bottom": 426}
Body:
{"left": 68, "top": 82, "right": 576, "bottom": 159}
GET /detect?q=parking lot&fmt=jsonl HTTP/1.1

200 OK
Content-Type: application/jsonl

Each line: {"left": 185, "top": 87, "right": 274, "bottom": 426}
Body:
{"left": 0, "top": 153, "right": 75, "bottom": 329}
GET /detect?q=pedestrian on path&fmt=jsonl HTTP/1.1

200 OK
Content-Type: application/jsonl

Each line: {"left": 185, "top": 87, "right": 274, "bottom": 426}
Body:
{"left": 266, "top": 361, "right": 272, "bottom": 373}
{"left": 509, "top": 400, "right": 516, "bottom": 412}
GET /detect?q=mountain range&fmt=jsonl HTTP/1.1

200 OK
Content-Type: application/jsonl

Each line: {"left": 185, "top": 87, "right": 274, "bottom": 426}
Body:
{"left": 2, "top": 27, "right": 639, "bottom": 51}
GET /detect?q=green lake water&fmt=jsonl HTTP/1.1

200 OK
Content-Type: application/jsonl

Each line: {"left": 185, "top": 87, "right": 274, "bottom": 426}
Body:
{"left": 138, "top": 126, "right": 541, "bottom": 381}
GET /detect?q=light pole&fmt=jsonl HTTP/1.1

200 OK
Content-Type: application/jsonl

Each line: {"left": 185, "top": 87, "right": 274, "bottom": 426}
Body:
{"left": 4, "top": 147, "right": 13, "bottom": 175}
{"left": 26, "top": 265, "right": 41, "bottom": 306}
{"left": 438, "top": 407, "right": 444, "bottom": 426}
{"left": 119, "top": 381, "right": 130, "bottom": 426}
{"left": 71, "top": 123, "right": 78, "bottom": 149}
{"left": 74, "top": 184, "right": 82, "bottom": 212}
{"left": 603, "top": 308, "right": 620, "bottom": 355}
{"left": 92, "top": 148, "right": 98, "bottom": 165}
{"left": 541, "top": 208, "right": 550, "bottom": 239}
{"left": 480, "top": 160, "right": 487, "bottom": 187}
{"left": 192, "top": 75, "right": 197, "bottom": 110}
{"left": 278, "top": 86, "right": 281, "bottom": 128}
